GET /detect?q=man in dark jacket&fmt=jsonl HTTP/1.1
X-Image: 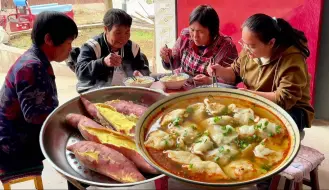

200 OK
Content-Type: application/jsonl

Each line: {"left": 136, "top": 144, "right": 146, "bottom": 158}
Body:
{"left": 74, "top": 8, "right": 150, "bottom": 93}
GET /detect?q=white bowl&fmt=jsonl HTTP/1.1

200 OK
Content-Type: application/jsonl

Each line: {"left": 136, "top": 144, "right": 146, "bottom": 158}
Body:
{"left": 159, "top": 73, "right": 189, "bottom": 90}
{"left": 123, "top": 76, "right": 155, "bottom": 88}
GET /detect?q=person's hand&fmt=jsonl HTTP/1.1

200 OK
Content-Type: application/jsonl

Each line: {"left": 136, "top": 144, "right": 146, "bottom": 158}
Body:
{"left": 193, "top": 74, "right": 212, "bottom": 85}
{"left": 133, "top": 70, "right": 143, "bottom": 77}
{"left": 207, "top": 64, "right": 224, "bottom": 76}
{"left": 103, "top": 53, "right": 122, "bottom": 67}
{"left": 160, "top": 46, "right": 172, "bottom": 63}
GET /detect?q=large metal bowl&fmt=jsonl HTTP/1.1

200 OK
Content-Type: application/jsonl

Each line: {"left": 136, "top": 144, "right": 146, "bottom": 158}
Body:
{"left": 135, "top": 88, "right": 301, "bottom": 187}
{"left": 39, "top": 87, "right": 167, "bottom": 187}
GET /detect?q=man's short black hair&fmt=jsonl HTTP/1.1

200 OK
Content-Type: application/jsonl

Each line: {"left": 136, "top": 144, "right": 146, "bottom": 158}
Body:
{"left": 189, "top": 5, "right": 220, "bottom": 39}
{"left": 103, "top": 8, "right": 132, "bottom": 31}
{"left": 31, "top": 11, "right": 78, "bottom": 47}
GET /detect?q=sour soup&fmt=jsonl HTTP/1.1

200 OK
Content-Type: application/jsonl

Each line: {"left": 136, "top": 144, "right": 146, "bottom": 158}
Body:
{"left": 144, "top": 96, "right": 290, "bottom": 182}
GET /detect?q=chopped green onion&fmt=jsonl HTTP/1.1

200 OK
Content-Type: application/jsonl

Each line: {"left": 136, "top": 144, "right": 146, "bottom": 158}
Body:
{"left": 164, "top": 139, "right": 169, "bottom": 146}
{"left": 195, "top": 138, "right": 203, "bottom": 143}
{"left": 221, "top": 107, "right": 229, "bottom": 115}
{"left": 219, "top": 146, "right": 224, "bottom": 153}
{"left": 173, "top": 117, "right": 181, "bottom": 126}
{"left": 203, "top": 131, "right": 209, "bottom": 136}
{"left": 256, "top": 124, "right": 262, "bottom": 129}
{"left": 261, "top": 164, "right": 271, "bottom": 171}
{"left": 186, "top": 107, "right": 194, "bottom": 113}
{"left": 276, "top": 125, "right": 281, "bottom": 134}
{"left": 214, "top": 116, "right": 221, "bottom": 123}
{"left": 190, "top": 125, "right": 197, "bottom": 130}
{"left": 183, "top": 130, "right": 188, "bottom": 137}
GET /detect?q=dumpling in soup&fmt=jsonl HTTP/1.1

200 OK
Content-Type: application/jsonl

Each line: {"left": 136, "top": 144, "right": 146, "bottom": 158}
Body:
{"left": 206, "top": 145, "right": 239, "bottom": 166}
{"left": 160, "top": 109, "right": 186, "bottom": 127}
{"left": 145, "top": 130, "right": 175, "bottom": 150}
{"left": 224, "top": 159, "right": 258, "bottom": 180}
{"left": 191, "top": 134, "right": 214, "bottom": 155}
{"left": 238, "top": 125, "right": 256, "bottom": 137}
{"left": 207, "top": 125, "right": 238, "bottom": 146}
{"left": 185, "top": 103, "right": 207, "bottom": 123}
{"left": 234, "top": 108, "right": 255, "bottom": 125}
{"left": 168, "top": 121, "right": 199, "bottom": 145}
{"left": 253, "top": 140, "right": 284, "bottom": 164}
{"left": 204, "top": 98, "right": 228, "bottom": 116}
{"left": 201, "top": 116, "right": 234, "bottom": 127}
{"left": 183, "top": 161, "right": 229, "bottom": 180}
{"left": 165, "top": 150, "right": 229, "bottom": 180}
{"left": 228, "top": 104, "right": 240, "bottom": 113}
{"left": 255, "top": 118, "right": 284, "bottom": 138}
{"left": 165, "top": 150, "right": 202, "bottom": 164}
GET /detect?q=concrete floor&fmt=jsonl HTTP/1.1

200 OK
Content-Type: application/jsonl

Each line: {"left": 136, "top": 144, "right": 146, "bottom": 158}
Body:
{"left": 0, "top": 73, "right": 328, "bottom": 190}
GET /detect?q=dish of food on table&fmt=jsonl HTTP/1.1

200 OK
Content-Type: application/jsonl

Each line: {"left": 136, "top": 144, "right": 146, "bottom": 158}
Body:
{"left": 143, "top": 96, "right": 290, "bottom": 183}
{"left": 65, "top": 97, "right": 159, "bottom": 183}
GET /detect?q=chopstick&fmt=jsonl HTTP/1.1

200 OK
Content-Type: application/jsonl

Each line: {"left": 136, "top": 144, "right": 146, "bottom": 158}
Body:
{"left": 131, "top": 76, "right": 137, "bottom": 81}
{"left": 165, "top": 44, "right": 174, "bottom": 75}
{"left": 210, "top": 58, "right": 218, "bottom": 88}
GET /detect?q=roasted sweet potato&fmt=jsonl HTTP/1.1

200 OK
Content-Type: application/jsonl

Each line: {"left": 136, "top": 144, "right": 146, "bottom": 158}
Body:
{"left": 80, "top": 96, "right": 112, "bottom": 128}
{"left": 94, "top": 103, "right": 136, "bottom": 137}
{"left": 77, "top": 124, "right": 158, "bottom": 174}
{"left": 65, "top": 113, "right": 103, "bottom": 129}
{"left": 105, "top": 100, "right": 147, "bottom": 118}
{"left": 67, "top": 141, "right": 145, "bottom": 183}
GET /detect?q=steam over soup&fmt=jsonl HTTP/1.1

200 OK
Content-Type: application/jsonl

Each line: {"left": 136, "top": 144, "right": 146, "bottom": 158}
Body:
{"left": 144, "top": 97, "right": 290, "bottom": 183}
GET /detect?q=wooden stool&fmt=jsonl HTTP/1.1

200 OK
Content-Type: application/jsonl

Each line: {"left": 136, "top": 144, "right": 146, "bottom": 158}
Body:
{"left": 2, "top": 175, "right": 43, "bottom": 190}
{"left": 270, "top": 145, "right": 325, "bottom": 190}
{"left": 0, "top": 162, "right": 44, "bottom": 190}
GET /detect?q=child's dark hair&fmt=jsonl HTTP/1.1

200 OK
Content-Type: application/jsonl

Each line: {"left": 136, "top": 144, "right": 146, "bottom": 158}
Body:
{"left": 31, "top": 11, "right": 78, "bottom": 47}
{"left": 189, "top": 5, "right": 220, "bottom": 39}
{"left": 242, "top": 13, "right": 310, "bottom": 57}
{"left": 103, "top": 8, "right": 132, "bottom": 31}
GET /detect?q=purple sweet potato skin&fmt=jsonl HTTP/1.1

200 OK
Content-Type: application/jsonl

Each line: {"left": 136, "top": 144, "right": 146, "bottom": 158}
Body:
{"left": 80, "top": 96, "right": 113, "bottom": 128}
{"left": 80, "top": 96, "right": 99, "bottom": 120}
{"left": 77, "top": 125, "right": 159, "bottom": 174}
{"left": 65, "top": 113, "right": 103, "bottom": 129}
{"left": 67, "top": 141, "right": 145, "bottom": 183}
{"left": 105, "top": 100, "right": 147, "bottom": 117}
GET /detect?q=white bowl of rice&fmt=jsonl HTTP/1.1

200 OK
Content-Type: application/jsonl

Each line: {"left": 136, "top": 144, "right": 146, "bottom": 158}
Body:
{"left": 124, "top": 76, "right": 155, "bottom": 88}
{"left": 159, "top": 73, "right": 189, "bottom": 90}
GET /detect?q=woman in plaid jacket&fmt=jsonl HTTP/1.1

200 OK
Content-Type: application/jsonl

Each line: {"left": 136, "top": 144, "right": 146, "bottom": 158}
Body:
{"left": 160, "top": 5, "right": 238, "bottom": 86}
